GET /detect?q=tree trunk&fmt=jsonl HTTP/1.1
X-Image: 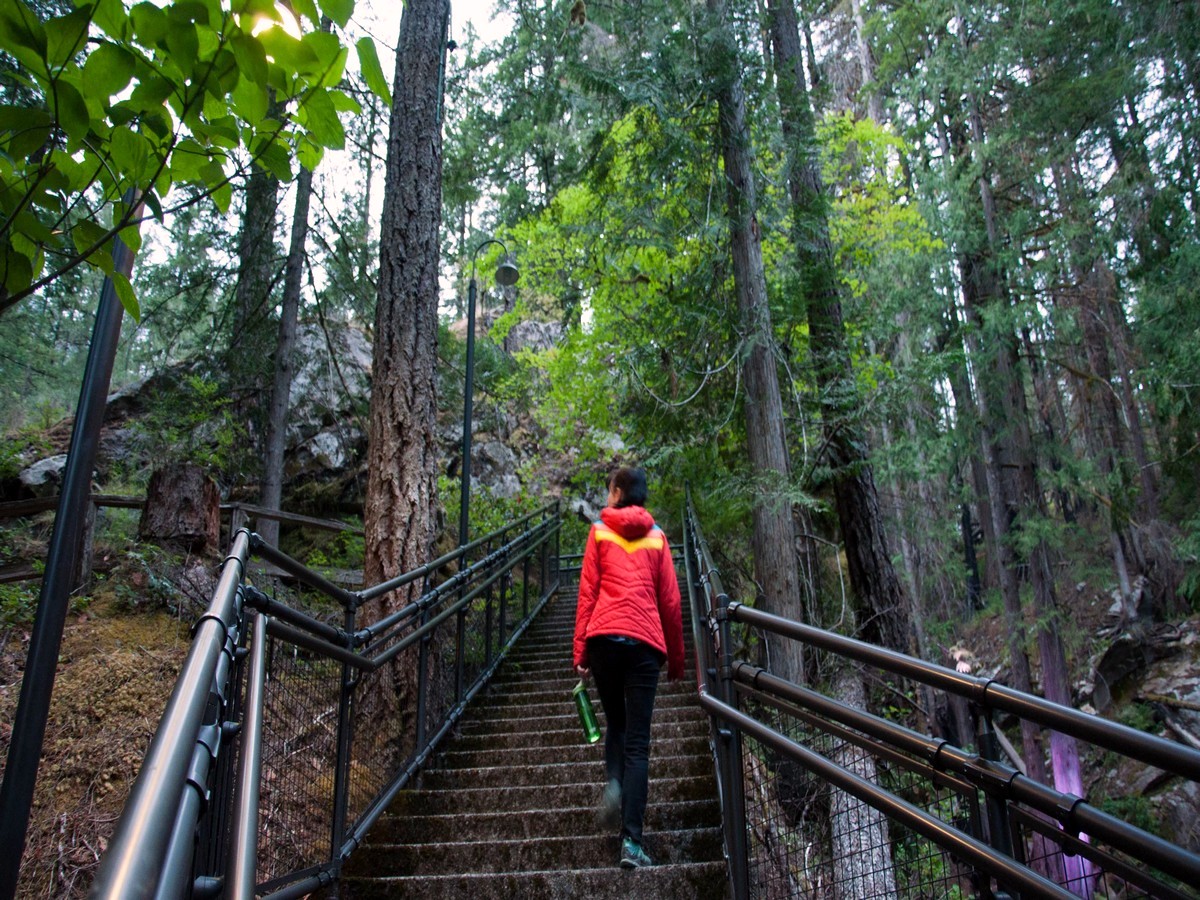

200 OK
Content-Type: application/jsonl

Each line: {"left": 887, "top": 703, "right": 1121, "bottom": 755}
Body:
{"left": 139, "top": 463, "right": 220, "bottom": 556}
{"left": 949, "top": 81, "right": 1087, "bottom": 879}
{"left": 848, "top": 0, "right": 883, "bottom": 122}
{"left": 768, "top": 0, "right": 910, "bottom": 654}
{"left": 259, "top": 164, "right": 315, "bottom": 548}
{"left": 362, "top": 0, "right": 450, "bottom": 740}
{"left": 703, "top": 0, "right": 805, "bottom": 688}
{"left": 829, "top": 665, "right": 897, "bottom": 899}
{"left": 229, "top": 128, "right": 281, "bottom": 398}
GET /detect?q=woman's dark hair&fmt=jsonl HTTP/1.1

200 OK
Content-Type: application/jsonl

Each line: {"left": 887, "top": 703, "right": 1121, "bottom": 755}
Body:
{"left": 608, "top": 466, "right": 648, "bottom": 508}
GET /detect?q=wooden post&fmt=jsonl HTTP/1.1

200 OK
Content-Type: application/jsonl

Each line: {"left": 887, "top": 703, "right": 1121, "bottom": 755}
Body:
{"left": 75, "top": 499, "right": 98, "bottom": 591}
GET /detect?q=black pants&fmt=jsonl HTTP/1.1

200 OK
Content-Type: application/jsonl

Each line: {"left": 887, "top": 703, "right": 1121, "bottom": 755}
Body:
{"left": 588, "top": 636, "right": 662, "bottom": 843}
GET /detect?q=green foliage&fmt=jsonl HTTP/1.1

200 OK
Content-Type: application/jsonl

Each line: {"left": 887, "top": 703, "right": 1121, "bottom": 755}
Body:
{"left": 130, "top": 373, "right": 246, "bottom": 477}
{"left": 0, "top": 580, "right": 38, "bottom": 627}
{"left": 438, "top": 472, "right": 543, "bottom": 545}
{"left": 0, "top": 420, "right": 51, "bottom": 478}
{"left": 1116, "top": 700, "right": 1158, "bottom": 734}
{"left": 0, "top": 0, "right": 390, "bottom": 316}
{"left": 285, "top": 523, "right": 363, "bottom": 573}
{"left": 1095, "top": 794, "right": 1161, "bottom": 839}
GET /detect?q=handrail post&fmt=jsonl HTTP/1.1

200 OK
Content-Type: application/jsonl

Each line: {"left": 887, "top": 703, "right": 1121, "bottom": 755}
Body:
{"left": 976, "top": 709, "right": 1017, "bottom": 863}
{"left": 685, "top": 490, "right": 750, "bottom": 900}
{"left": 483, "top": 547, "right": 495, "bottom": 667}
{"left": 521, "top": 547, "right": 531, "bottom": 619}
{"left": 716, "top": 592, "right": 750, "bottom": 900}
{"left": 329, "top": 601, "right": 357, "bottom": 877}
{"left": 229, "top": 612, "right": 268, "bottom": 900}
{"left": 416, "top": 581, "right": 432, "bottom": 752}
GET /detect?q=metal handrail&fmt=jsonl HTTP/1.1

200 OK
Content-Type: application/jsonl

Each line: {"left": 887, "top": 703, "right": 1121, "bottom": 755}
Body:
{"left": 93, "top": 505, "right": 561, "bottom": 900}
{"left": 91, "top": 530, "right": 253, "bottom": 899}
{"left": 727, "top": 601, "right": 1200, "bottom": 783}
{"left": 682, "top": 493, "right": 1200, "bottom": 900}
{"left": 732, "top": 662, "right": 1200, "bottom": 888}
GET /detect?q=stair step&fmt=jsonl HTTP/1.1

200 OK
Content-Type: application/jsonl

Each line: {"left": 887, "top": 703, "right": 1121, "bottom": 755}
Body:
{"left": 385, "top": 775, "right": 717, "bottom": 815}
{"left": 461, "top": 693, "right": 701, "bottom": 727}
{"left": 435, "top": 734, "right": 710, "bottom": 768}
{"left": 448, "top": 717, "right": 709, "bottom": 752}
{"left": 454, "top": 716, "right": 706, "bottom": 745}
{"left": 482, "top": 676, "right": 698, "bottom": 701}
{"left": 340, "top": 860, "right": 730, "bottom": 900}
{"left": 352, "top": 826, "right": 724, "bottom": 874}
{"left": 420, "top": 752, "right": 714, "bottom": 789}
{"left": 365, "top": 798, "right": 721, "bottom": 843}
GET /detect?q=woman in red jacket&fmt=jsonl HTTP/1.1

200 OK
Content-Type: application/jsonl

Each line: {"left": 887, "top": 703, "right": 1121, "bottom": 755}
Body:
{"left": 573, "top": 466, "right": 685, "bottom": 869}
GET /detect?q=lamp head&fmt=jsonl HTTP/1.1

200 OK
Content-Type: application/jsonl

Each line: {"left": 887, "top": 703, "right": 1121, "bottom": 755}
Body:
{"left": 494, "top": 255, "right": 520, "bottom": 287}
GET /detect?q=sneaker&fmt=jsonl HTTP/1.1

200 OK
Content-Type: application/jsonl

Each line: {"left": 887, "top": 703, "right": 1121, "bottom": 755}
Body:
{"left": 620, "top": 837, "right": 653, "bottom": 869}
{"left": 597, "top": 779, "right": 621, "bottom": 829}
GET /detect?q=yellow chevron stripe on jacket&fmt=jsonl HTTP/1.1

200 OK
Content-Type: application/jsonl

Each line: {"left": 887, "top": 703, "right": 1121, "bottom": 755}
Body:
{"left": 594, "top": 527, "right": 664, "bottom": 553}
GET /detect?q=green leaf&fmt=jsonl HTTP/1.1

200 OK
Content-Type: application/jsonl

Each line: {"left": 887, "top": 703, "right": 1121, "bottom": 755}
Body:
{"left": 10, "top": 208, "right": 54, "bottom": 244}
{"left": 45, "top": 7, "right": 91, "bottom": 69}
{"left": 165, "top": 19, "right": 199, "bottom": 75}
{"left": 231, "top": 33, "right": 269, "bottom": 86}
{"left": 51, "top": 79, "right": 90, "bottom": 142}
{"left": 209, "top": 177, "right": 232, "bottom": 214}
{"left": 317, "top": 0, "right": 352, "bottom": 28}
{"left": 0, "top": 105, "right": 52, "bottom": 159}
{"left": 140, "top": 185, "right": 163, "bottom": 222}
{"left": 231, "top": 75, "right": 268, "bottom": 125}
{"left": 118, "top": 222, "right": 142, "bottom": 258}
{"left": 327, "top": 89, "right": 361, "bottom": 115}
{"left": 130, "top": 2, "right": 167, "bottom": 47}
{"left": 169, "top": 137, "right": 210, "bottom": 181}
{"left": 110, "top": 126, "right": 150, "bottom": 180}
{"left": 46, "top": 148, "right": 89, "bottom": 193}
{"left": 127, "top": 74, "right": 174, "bottom": 113}
{"left": 296, "top": 135, "right": 323, "bottom": 172}
{"left": 0, "top": 241, "right": 34, "bottom": 294}
{"left": 290, "top": 0, "right": 319, "bottom": 26}
{"left": 111, "top": 271, "right": 140, "bottom": 320}
{"left": 81, "top": 43, "right": 136, "bottom": 100}
{"left": 299, "top": 87, "right": 343, "bottom": 149}
{"left": 72, "top": 218, "right": 110, "bottom": 260}
{"left": 0, "top": 0, "right": 48, "bottom": 76}
{"left": 259, "top": 27, "right": 316, "bottom": 73}
{"left": 356, "top": 36, "right": 391, "bottom": 107}
{"left": 254, "top": 139, "right": 292, "bottom": 181}
{"left": 303, "top": 30, "right": 342, "bottom": 68}
{"left": 10, "top": 230, "right": 43, "bottom": 280}
{"left": 91, "top": 0, "right": 130, "bottom": 39}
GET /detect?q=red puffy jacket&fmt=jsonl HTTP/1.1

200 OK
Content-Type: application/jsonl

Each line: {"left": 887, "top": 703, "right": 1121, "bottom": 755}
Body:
{"left": 573, "top": 505, "right": 685, "bottom": 681}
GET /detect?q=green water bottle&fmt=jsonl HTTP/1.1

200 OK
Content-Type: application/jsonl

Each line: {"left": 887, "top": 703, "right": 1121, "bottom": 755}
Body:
{"left": 573, "top": 679, "right": 601, "bottom": 744}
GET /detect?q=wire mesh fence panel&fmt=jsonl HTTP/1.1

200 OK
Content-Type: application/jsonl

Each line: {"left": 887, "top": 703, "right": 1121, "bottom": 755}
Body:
{"left": 1014, "top": 806, "right": 1200, "bottom": 899}
{"left": 256, "top": 636, "right": 342, "bottom": 886}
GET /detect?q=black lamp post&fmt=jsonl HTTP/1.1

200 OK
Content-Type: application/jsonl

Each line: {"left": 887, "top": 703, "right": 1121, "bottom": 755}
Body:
{"left": 458, "top": 239, "right": 519, "bottom": 549}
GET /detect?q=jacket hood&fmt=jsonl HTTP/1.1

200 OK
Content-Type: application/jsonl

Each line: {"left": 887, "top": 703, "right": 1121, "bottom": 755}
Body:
{"left": 600, "top": 505, "right": 656, "bottom": 540}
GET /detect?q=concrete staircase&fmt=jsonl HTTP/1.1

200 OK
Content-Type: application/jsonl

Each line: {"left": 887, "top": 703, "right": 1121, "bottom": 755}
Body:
{"left": 340, "top": 590, "right": 729, "bottom": 898}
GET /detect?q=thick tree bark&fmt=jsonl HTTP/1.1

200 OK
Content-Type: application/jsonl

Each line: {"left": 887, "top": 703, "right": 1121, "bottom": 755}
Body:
{"left": 365, "top": 0, "right": 449, "bottom": 600}
{"left": 362, "top": 0, "right": 450, "bottom": 757}
{"left": 767, "top": 0, "right": 910, "bottom": 654}
{"left": 139, "top": 463, "right": 220, "bottom": 556}
{"left": 704, "top": 0, "right": 805, "bottom": 688}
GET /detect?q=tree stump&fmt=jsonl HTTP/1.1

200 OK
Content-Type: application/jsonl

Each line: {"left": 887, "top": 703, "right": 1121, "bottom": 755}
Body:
{"left": 139, "top": 464, "right": 220, "bottom": 556}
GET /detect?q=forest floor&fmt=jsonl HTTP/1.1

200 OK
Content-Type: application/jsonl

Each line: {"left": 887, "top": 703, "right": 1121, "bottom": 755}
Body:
{"left": 0, "top": 592, "right": 189, "bottom": 899}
